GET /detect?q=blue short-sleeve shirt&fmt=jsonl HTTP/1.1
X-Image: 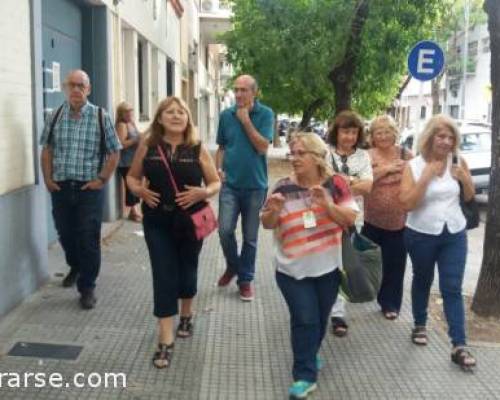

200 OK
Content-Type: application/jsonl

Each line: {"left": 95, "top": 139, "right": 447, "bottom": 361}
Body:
{"left": 216, "top": 100, "right": 274, "bottom": 189}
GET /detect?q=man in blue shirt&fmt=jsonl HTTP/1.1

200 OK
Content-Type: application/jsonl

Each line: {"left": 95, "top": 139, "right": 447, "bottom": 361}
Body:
{"left": 40, "top": 70, "right": 121, "bottom": 310}
{"left": 215, "top": 74, "right": 274, "bottom": 301}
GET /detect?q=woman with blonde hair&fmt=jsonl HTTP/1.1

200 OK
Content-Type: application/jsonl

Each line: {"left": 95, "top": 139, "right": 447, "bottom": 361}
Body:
{"left": 363, "top": 115, "right": 412, "bottom": 320}
{"left": 262, "top": 133, "right": 358, "bottom": 399}
{"left": 127, "top": 97, "right": 221, "bottom": 369}
{"left": 400, "top": 114, "right": 476, "bottom": 371}
{"left": 116, "top": 101, "right": 142, "bottom": 221}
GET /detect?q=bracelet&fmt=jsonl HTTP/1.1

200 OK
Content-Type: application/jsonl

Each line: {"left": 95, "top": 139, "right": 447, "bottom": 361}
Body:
{"left": 97, "top": 175, "right": 107, "bottom": 184}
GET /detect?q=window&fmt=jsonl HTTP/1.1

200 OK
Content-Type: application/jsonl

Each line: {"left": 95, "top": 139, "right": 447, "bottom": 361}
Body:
{"left": 449, "top": 105, "right": 459, "bottom": 119}
{"left": 166, "top": 58, "right": 175, "bottom": 96}
{"left": 482, "top": 37, "right": 490, "bottom": 53}
{"left": 468, "top": 41, "right": 478, "bottom": 57}
{"left": 137, "top": 38, "right": 150, "bottom": 120}
{"left": 420, "top": 106, "right": 426, "bottom": 119}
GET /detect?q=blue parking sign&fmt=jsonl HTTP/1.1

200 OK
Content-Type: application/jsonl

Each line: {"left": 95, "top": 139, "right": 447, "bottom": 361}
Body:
{"left": 408, "top": 41, "right": 445, "bottom": 81}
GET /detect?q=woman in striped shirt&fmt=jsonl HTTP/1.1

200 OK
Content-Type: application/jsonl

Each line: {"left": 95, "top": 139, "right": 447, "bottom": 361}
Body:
{"left": 261, "top": 133, "right": 357, "bottom": 399}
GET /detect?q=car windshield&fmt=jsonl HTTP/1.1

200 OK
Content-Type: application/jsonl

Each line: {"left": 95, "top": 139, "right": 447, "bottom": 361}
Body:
{"left": 460, "top": 132, "right": 491, "bottom": 152}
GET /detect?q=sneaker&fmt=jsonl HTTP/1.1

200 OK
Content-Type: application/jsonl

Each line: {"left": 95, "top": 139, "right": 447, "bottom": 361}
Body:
{"left": 316, "top": 355, "right": 323, "bottom": 370}
{"left": 79, "top": 289, "right": 97, "bottom": 310}
{"left": 239, "top": 282, "right": 254, "bottom": 302}
{"left": 217, "top": 269, "right": 236, "bottom": 287}
{"left": 62, "top": 270, "right": 79, "bottom": 288}
{"left": 288, "top": 381, "right": 317, "bottom": 399}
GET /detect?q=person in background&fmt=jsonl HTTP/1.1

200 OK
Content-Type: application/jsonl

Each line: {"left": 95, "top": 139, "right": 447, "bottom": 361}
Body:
{"left": 215, "top": 74, "right": 274, "bottom": 301}
{"left": 326, "top": 110, "right": 373, "bottom": 337}
{"left": 127, "top": 97, "right": 220, "bottom": 369}
{"left": 40, "top": 70, "right": 121, "bottom": 309}
{"left": 116, "top": 101, "right": 142, "bottom": 222}
{"left": 262, "top": 133, "right": 357, "bottom": 399}
{"left": 400, "top": 114, "right": 476, "bottom": 371}
{"left": 363, "top": 115, "right": 412, "bottom": 320}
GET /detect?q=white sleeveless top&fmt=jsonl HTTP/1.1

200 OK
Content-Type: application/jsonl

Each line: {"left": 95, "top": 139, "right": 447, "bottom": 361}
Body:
{"left": 406, "top": 155, "right": 466, "bottom": 235}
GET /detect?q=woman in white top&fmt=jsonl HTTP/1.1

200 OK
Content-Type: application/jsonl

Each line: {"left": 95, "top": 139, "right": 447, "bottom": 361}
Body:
{"left": 327, "top": 110, "right": 373, "bottom": 337}
{"left": 400, "top": 114, "right": 476, "bottom": 371}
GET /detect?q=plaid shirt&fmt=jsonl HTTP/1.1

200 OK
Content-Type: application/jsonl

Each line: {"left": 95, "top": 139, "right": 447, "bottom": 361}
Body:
{"left": 40, "top": 101, "right": 121, "bottom": 182}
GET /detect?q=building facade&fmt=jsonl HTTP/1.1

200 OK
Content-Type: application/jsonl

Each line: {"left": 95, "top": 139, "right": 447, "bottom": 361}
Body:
{"left": 0, "top": 0, "right": 231, "bottom": 318}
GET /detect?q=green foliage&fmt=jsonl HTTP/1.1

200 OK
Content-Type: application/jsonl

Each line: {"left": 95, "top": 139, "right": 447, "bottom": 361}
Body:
{"left": 223, "top": 0, "right": 443, "bottom": 120}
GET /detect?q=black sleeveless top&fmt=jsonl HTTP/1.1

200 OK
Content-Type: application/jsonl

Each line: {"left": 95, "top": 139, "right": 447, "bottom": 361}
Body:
{"left": 142, "top": 141, "right": 205, "bottom": 218}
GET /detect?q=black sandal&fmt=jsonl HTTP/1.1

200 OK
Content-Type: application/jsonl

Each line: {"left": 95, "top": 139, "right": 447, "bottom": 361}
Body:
{"left": 331, "top": 317, "right": 348, "bottom": 337}
{"left": 152, "top": 343, "right": 174, "bottom": 369}
{"left": 176, "top": 315, "right": 194, "bottom": 338}
{"left": 451, "top": 347, "right": 476, "bottom": 371}
{"left": 411, "top": 326, "right": 428, "bottom": 346}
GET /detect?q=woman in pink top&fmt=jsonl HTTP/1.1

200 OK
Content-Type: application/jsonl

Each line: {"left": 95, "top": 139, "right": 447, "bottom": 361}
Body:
{"left": 363, "top": 115, "right": 412, "bottom": 320}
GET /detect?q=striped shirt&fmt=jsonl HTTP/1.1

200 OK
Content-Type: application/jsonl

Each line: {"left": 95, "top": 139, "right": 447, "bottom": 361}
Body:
{"left": 40, "top": 101, "right": 121, "bottom": 181}
{"left": 268, "top": 175, "right": 358, "bottom": 279}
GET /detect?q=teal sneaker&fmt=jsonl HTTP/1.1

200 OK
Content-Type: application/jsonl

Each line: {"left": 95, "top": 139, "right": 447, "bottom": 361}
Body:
{"left": 288, "top": 380, "right": 317, "bottom": 399}
{"left": 316, "top": 355, "right": 323, "bottom": 370}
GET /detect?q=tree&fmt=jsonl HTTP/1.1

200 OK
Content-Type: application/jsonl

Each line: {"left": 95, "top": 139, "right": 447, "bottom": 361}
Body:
{"left": 223, "top": 0, "right": 443, "bottom": 125}
{"left": 471, "top": 0, "right": 500, "bottom": 317}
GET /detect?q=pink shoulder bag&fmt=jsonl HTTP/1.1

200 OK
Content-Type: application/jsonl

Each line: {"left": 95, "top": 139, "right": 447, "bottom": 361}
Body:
{"left": 157, "top": 145, "right": 218, "bottom": 240}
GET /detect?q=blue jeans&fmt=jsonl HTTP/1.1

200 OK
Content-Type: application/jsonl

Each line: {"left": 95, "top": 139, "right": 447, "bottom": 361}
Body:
{"left": 218, "top": 184, "right": 267, "bottom": 284}
{"left": 362, "top": 223, "right": 407, "bottom": 313}
{"left": 404, "top": 226, "right": 467, "bottom": 347}
{"left": 276, "top": 269, "right": 341, "bottom": 383}
{"left": 51, "top": 181, "right": 104, "bottom": 292}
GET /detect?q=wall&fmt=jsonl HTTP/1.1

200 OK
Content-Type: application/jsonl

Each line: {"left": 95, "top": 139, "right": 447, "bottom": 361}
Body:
{"left": 0, "top": 0, "right": 48, "bottom": 318}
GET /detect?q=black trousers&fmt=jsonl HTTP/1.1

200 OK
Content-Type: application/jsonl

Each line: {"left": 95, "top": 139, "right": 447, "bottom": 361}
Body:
{"left": 361, "top": 222, "right": 407, "bottom": 313}
{"left": 118, "top": 166, "right": 139, "bottom": 207}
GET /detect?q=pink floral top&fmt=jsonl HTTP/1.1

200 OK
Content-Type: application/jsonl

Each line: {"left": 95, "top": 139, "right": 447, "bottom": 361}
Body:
{"left": 364, "top": 146, "right": 409, "bottom": 231}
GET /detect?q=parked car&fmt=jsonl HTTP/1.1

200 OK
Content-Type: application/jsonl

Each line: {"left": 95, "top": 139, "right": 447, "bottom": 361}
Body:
{"left": 400, "top": 121, "right": 491, "bottom": 194}
{"left": 459, "top": 123, "right": 491, "bottom": 194}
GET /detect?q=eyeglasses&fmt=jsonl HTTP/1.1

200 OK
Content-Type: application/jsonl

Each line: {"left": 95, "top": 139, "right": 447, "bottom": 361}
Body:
{"left": 287, "top": 150, "right": 317, "bottom": 159}
{"left": 340, "top": 154, "right": 349, "bottom": 175}
{"left": 64, "top": 82, "right": 87, "bottom": 92}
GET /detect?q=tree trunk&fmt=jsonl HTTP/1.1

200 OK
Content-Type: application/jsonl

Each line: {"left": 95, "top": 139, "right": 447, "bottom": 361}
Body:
{"left": 431, "top": 73, "right": 444, "bottom": 114}
{"left": 299, "top": 98, "right": 325, "bottom": 129}
{"left": 471, "top": 0, "right": 500, "bottom": 317}
{"left": 328, "top": 0, "right": 369, "bottom": 115}
{"left": 273, "top": 117, "right": 281, "bottom": 148}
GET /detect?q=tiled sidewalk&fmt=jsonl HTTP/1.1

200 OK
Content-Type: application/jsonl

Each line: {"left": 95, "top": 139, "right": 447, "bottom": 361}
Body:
{"left": 0, "top": 219, "right": 499, "bottom": 399}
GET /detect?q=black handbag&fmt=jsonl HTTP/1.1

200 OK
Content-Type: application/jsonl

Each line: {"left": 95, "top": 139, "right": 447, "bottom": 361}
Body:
{"left": 459, "top": 182, "right": 480, "bottom": 230}
{"left": 453, "top": 155, "right": 480, "bottom": 230}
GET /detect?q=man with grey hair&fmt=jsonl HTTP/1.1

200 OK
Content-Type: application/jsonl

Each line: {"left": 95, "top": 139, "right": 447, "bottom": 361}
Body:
{"left": 215, "top": 74, "right": 274, "bottom": 301}
{"left": 40, "top": 70, "right": 121, "bottom": 309}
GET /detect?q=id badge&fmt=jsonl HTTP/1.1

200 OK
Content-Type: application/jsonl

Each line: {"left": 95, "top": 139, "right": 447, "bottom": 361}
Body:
{"left": 302, "top": 210, "right": 317, "bottom": 229}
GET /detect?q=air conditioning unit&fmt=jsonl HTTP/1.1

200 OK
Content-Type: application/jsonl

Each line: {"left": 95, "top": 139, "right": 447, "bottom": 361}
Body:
{"left": 202, "top": 0, "right": 213, "bottom": 12}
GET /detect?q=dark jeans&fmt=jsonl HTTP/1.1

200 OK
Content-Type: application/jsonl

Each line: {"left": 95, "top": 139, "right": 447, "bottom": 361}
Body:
{"left": 143, "top": 212, "right": 203, "bottom": 318}
{"left": 51, "top": 181, "right": 104, "bottom": 292}
{"left": 218, "top": 184, "right": 267, "bottom": 284}
{"left": 404, "top": 226, "right": 467, "bottom": 347}
{"left": 276, "top": 269, "right": 341, "bottom": 383}
{"left": 362, "top": 223, "right": 407, "bottom": 313}
{"left": 118, "top": 166, "right": 139, "bottom": 207}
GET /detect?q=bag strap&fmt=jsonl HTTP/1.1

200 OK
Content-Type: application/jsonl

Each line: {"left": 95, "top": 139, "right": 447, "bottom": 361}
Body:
{"left": 47, "top": 104, "right": 65, "bottom": 146}
{"left": 330, "top": 152, "right": 340, "bottom": 173}
{"left": 157, "top": 144, "right": 180, "bottom": 194}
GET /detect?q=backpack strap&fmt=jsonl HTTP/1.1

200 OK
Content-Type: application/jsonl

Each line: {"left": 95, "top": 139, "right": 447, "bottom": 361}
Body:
{"left": 98, "top": 107, "right": 106, "bottom": 170}
{"left": 47, "top": 104, "right": 64, "bottom": 146}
